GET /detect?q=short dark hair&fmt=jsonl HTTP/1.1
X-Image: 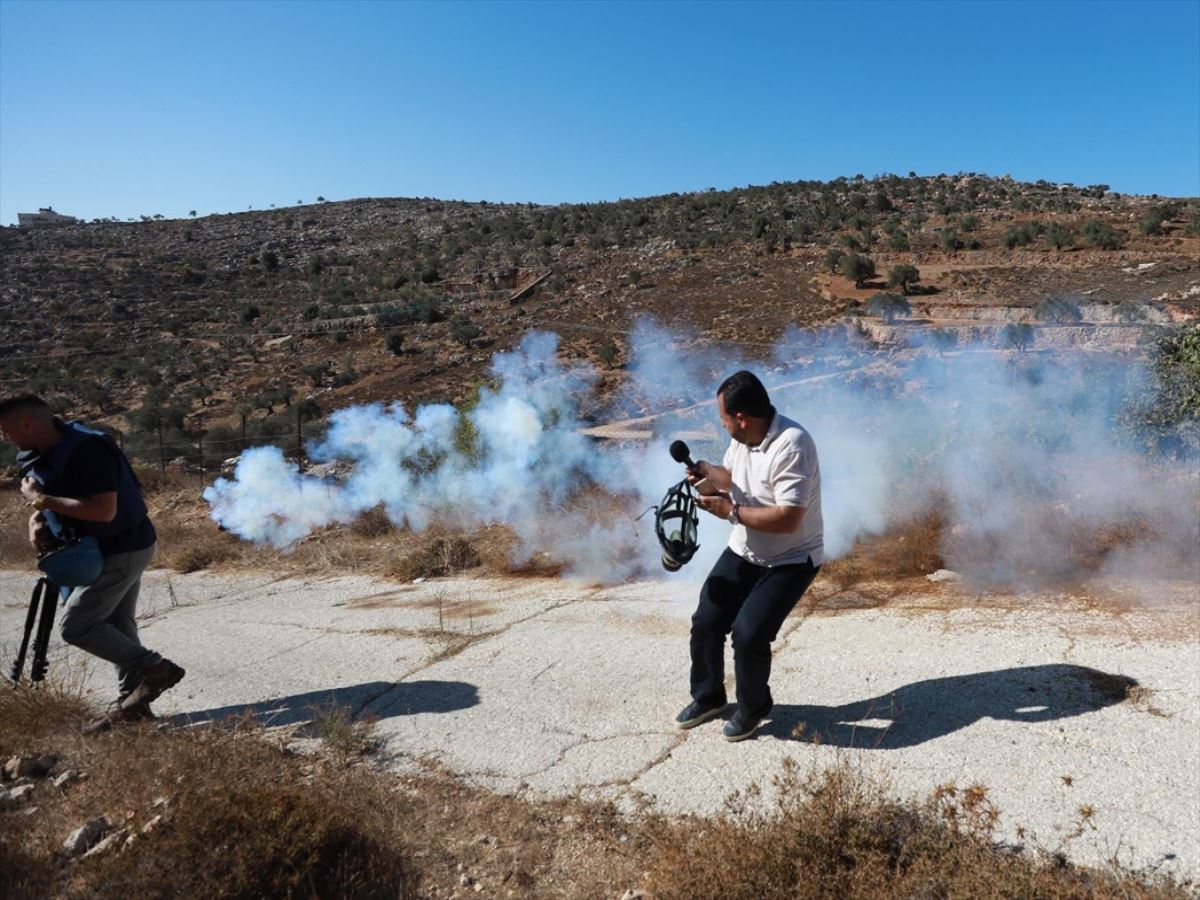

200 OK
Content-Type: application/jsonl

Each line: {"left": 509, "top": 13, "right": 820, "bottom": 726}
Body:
{"left": 717, "top": 370, "right": 774, "bottom": 419}
{"left": 0, "top": 394, "right": 49, "bottom": 419}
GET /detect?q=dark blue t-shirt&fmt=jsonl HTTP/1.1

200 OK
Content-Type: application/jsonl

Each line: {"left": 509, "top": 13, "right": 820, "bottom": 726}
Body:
{"left": 55, "top": 436, "right": 156, "bottom": 555}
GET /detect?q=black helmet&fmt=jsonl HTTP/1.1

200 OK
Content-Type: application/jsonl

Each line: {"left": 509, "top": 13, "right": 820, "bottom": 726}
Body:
{"left": 654, "top": 479, "right": 700, "bottom": 572}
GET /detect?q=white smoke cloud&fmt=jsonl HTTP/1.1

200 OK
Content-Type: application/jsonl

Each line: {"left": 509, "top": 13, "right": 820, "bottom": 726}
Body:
{"left": 204, "top": 320, "right": 1198, "bottom": 592}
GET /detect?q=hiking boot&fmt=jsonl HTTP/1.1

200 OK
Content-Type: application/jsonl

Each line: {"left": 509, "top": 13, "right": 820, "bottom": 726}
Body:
{"left": 120, "top": 659, "right": 185, "bottom": 712}
{"left": 117, "top": 693, "right": 158, "bottom": 721}
{"left": 82, "top": 701, "right": 155, "bottom": 736}
{"left": 722, "top": 708, "right": 765, "bottom": 742}
{"left": 675, "top": 700, "right": 727, "bottom": 730}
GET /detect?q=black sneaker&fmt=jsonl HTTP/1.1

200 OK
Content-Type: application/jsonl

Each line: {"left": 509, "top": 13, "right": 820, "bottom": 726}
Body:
{"left": 675, "top": 700, "right": 727, "bottom": 730}
{"left": 722, "top": 708, "right": 765, "bottom": 742}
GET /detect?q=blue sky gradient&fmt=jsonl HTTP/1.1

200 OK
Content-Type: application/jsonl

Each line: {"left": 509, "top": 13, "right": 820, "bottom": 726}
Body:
{"left": 1, "top": 0, "right": 1197, "bottom": 224}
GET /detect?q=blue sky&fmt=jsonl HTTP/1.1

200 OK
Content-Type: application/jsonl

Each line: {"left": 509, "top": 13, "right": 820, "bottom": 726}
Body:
{"left": 1, "top": 0, "right": 1197, "bottom": 224}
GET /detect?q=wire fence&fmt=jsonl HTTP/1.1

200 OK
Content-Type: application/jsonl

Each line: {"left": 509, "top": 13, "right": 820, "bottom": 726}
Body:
{"left": 114, "top": 407, "right": 328, "bottom": 474}
{"left": 0, "top": 408, "right": 328, "bottom": 476}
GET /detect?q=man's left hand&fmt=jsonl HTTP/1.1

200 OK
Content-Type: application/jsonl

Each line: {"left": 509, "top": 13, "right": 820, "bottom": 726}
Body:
{"left": 697, "top": 492, "right": 734, "bottom": 520}
{"left": 20, "top": 477, "right": 47, "bottom": 509}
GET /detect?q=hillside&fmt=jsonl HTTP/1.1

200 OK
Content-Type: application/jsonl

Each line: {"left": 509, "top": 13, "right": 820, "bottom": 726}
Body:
{"left": 1, "top": 173, "right": 1197, "bottom": 465}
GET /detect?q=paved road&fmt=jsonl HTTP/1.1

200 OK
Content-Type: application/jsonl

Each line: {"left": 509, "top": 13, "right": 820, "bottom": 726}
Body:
{"left": 3, "top": 568, "right": 1197, "bottom": 882}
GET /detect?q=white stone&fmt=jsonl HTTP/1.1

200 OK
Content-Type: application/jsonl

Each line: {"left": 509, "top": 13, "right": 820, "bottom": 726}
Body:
{"left": 82, "top": 828, "right": 128, "bottom": 859}
{"left": 926, "top": 568, "right": 963, "bottom": 583}
{"left": 63, "top": 817, "right": 110, "bottom": 857}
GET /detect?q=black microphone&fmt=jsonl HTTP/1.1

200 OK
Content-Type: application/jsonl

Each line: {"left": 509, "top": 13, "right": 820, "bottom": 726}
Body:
{"left": 669, "top": 440, "right": 697, "bottom": 469}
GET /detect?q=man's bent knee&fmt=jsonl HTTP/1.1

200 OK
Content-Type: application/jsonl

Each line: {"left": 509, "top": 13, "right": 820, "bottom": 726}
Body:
{"left": 59, "top": 617, "right": 89, "bottom": 648}
{"left": 731, "top": 622, "right": 774, "bottom": 654}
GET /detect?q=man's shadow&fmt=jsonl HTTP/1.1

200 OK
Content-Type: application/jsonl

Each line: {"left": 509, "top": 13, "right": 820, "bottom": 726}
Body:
{"left": 764, "top": 664, "right": 1139, "bottom": 748}
{"left": 170, "top": 679, "right": 479, "bottom": 728}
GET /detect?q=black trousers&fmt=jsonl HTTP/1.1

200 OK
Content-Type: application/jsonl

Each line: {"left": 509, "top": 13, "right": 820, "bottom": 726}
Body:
{"left": 690, "top": 547, "right": 820, "bottom": 718}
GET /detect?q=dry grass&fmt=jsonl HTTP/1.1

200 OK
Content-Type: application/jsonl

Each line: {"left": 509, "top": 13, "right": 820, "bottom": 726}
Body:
{"left": 821, "top": 506, "right": 946, "bottom": 591}
{"left": 1, "top": 686, "right": 1187, "bottom": 900}
{"left": 642, "top": 758, "right": 1187, "bottom": 900}
{"left": 1, "top": 689, "right": 408, "bottom": 899}
{"left": 129, "top": 474, "right": 524, "bottom": 580}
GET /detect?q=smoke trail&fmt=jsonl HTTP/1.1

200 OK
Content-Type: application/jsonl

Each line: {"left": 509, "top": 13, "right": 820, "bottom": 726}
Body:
{"left": 205, "top": 332, "right": 632, "bottom": 573}
{"left": 205, "top": 319, "right": 1198, "bottom": 591}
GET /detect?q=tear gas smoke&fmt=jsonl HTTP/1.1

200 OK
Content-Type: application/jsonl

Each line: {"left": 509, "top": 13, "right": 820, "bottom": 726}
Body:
{"left": 204, "top": 323, "right": 1199, "bottom": 590}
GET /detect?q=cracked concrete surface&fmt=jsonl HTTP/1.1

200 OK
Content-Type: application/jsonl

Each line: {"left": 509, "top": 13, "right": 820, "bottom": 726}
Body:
{"left": 1, "top": 567, "right": 1197, "bottom": 880}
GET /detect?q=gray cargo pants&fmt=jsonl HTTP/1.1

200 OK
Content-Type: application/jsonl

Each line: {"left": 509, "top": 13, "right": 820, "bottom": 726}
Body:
{"left": 59, "top": 543, "right": 160, "bottom": 698}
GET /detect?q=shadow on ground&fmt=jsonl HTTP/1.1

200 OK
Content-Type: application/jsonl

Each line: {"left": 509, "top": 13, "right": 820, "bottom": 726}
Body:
{"left": 173, "top": 679, "right": 479, "bottom": 728}
{"left": 764, "top": 664, "right": 1138, "bottom": 748}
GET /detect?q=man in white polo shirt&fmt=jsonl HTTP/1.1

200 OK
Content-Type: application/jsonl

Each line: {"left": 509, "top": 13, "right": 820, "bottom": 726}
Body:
{"left": 675, "top": 370, "right": 823, "bottom": 741}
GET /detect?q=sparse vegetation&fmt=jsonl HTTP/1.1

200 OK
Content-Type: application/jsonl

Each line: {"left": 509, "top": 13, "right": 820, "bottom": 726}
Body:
{"left": 1002, "top": 322, "right": 1035, "bottom": 352}
{"left": 1043, "top": 222, "right": 1076, "bottom": 251}
{"left": 865, "top": 292, "right": 911, "bottom": 322}
{"left": 1082, "top": 220, "right": 1125, "bottom": 250}
{"left": 1036, "top": 297, "right": 1083, "bottom": 324}
{"left": 0, "top": 686, "right": 1185, "bottom": 900}
{"left": 886, "top": 264, "right": 920, "bottom": 295}
{"left": 1125, "top": 324, "right": 1200, "bottom": 455}
{"left": 598, "top": 340, "right": 619, "bottom": 368}
{"left": 841, "top": 253, "right": 876, "bottom": 288}
{"left": 0, "top": 175, "right": 1194, "bottom": 435}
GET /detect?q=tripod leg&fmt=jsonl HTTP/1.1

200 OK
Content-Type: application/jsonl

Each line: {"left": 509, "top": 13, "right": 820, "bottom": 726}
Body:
{"left": 8, "top": 579, "right": 43, "bottom": 685}
{"left": 31, "top": 579, "right": 58, "bottom": 684}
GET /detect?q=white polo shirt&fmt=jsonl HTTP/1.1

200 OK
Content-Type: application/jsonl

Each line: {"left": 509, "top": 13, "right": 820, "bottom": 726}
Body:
{"left": 722, "top": 412, "right": 824, "bottom": 567}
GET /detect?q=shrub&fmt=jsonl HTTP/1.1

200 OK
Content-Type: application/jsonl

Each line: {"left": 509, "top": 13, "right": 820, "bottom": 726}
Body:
{"left": 1001, "top": 222, "right": 1043, "bottom": 249}
{"left": 1126, "top": 324, "right": 1200, "bottom": 455}
{"left": 386, "top": 331, "right": 404, "bottom": 355}
{"left": 388, "top": 534, "right": 481, "bottom": 581}
{"left": 1112, "top": 300, "right": 1146, "bottom": 323}
{"left": 1139, "top": 203, "right": 1178, "bottom": 235}
{"left": 865, "top": 292, "right": 911, "bottom": 322}
{"left": 1082, "top": 220, "right": 1125, "bottom": 250}
{"left": 1001, "top": 322, "right": 1034, "bottom": 351}
{"left": 841, "top": 253, "right": 875, "bottom": 288}
{"left": 1035, "top": 296, "right": 1083, "bottom": 323}
{"left": 926, "top": 328, "right": 958, "bottom": 354}
{"left": 240, "top": 304, "right": 261, "bottom": 324}
{"left": 940, "top": 229, "right": 963, "bottom": 251}
{"left": 886, "top": 264, "right": 920, "bottom": 295}
{"left": 598, "top": 341, "right": 619, "bottom": 368}
{"left": 261, "top": 249, "right": 280, "bottom": 271}
{"left": 1043, "top": 222, "right": 1075, "bottom": 250}
{"left": 449, "top": 316, "right": 482, "bottom": 348}
{"left": 302, "top": 303, "right": 320, "bottom": 320}
{"left": 824, "top": 247, "right": 845, "bottom": 273}
{"left": 303, "top": 362, "right": 330, "bottom": 386}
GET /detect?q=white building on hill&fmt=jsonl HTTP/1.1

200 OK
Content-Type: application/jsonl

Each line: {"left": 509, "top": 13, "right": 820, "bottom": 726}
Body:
{"left": 17, "top": 207, "right": 79, "bottom": 228}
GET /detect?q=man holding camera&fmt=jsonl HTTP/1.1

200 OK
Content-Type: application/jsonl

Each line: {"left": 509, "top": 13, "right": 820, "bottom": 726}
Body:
{"left": 676, "top": 371, "right": 823, "bottom": 741}
{"left": 0, "top": 395, "right": 184, "bottom": 733}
